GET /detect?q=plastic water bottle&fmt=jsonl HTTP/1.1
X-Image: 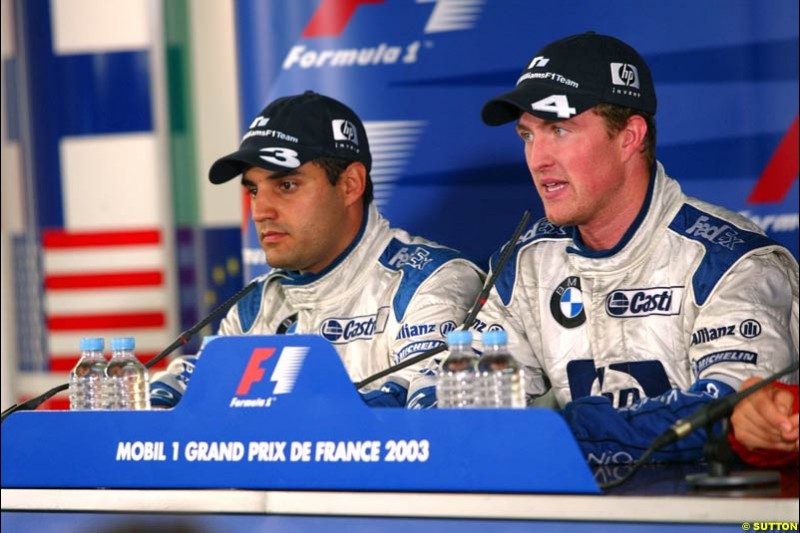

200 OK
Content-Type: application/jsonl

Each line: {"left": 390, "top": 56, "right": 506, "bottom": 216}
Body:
{"left": 105, "top": 337, "right": 151, "bottom": 410}
{"left": 478, "top": 330, "right": 525, "bottom": 408}
{"left": 69, "top": 337, "right": 108, "bottom": 410}
{"left": 436, "top": 330, "right": 479, "bottom": 408}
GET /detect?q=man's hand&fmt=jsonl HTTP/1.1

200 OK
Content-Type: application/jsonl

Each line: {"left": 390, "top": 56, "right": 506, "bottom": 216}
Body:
{"left": 730, "top": 377, "right": 799, "bottom": 451}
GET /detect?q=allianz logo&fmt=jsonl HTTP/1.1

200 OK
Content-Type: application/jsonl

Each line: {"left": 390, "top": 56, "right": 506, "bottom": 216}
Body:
{"left": 685, "top": 215, "right": 744, "bottom": 250}
{"left": 320, "top": 307, "right": 389, "bottom": 344}
{"left": 396, "top": 323, "right": 436, "bottom": 340}
{"left": 691, "top": 325, "right": 735, "bottom": 346}
{"left": 606, "top": 287, "right": 683, "bottom": 318}
{"left": 691, "top": 319, "right": 761, "bottom": 345}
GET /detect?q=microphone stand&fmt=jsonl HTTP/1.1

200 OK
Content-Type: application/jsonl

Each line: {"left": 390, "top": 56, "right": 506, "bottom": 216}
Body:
{"left": 355, "top": 210, "right": 532, "bottom": 390}
{"left": 601, "top": 360, "right": 799, "bottom": 491}
{"left": 683, "top": 362, "right": 799, "bottom": 489}
{"left": 0, "top": 280, "right": 260, "bottom": 424}
{"left": 684, "top": 417, "right": 780, "bottom": 489}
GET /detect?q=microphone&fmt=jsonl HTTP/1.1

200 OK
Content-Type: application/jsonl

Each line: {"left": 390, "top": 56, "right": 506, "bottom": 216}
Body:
{"left": 0, "top": 279, "right": 261, "bottom": 423}
{"left": 355, "top": 210, "right": 532, "bottom": 390}
{"left": 653, "top": 360, "right": 800, "bottom": 450}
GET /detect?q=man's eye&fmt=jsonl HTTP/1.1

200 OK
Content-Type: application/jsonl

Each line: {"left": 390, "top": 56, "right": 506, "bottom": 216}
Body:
{"left": 247, "top": 187, "right": 257, "bottom": 197}
{"left": 279, "top": 181, "right": 297, "bottom": 191}
{"left": 518, "top": 131, "right": 533, "bottom": 142}
{"left": 554, "top": 127, "right": 567, "bottom": 137}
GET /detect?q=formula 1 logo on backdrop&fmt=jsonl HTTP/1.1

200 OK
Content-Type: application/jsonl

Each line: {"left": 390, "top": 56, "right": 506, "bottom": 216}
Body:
{"left": 283, "top": 0, "right": 486, "bottom": 70}
{"left": 231, "top": 347, "right": 308, "bottom": 408}
{"left": 740, "top": 115, "right": 799, "bottom": 247}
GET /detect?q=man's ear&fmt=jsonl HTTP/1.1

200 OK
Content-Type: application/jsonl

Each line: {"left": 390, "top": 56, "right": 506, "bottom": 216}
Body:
{"left": 620, "top": 114, "right": 648, "bottom": 163}
{"left": 340, "top": 161, "right": 367, "bottom": 207}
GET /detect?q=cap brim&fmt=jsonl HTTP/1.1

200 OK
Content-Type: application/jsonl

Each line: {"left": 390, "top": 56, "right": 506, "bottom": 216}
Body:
{"left": 208, "top": 146, "right": 325, "bottom": 184}
{"left": 481, "top": 85, "right": 599, "bottom": 126}
{"left": 481, "top": 90, "right": 530, "bottom": 126}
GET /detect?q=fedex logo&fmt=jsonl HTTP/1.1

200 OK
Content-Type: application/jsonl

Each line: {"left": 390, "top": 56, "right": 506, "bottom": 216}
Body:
{"left": 685, "top": 216, "right": 744, "bottom": 250}
{"left": 231, "top": 347, "right": 308, "bottom": 408}
{"left": 387, "top": 246, "right": 433, "bottom": 270}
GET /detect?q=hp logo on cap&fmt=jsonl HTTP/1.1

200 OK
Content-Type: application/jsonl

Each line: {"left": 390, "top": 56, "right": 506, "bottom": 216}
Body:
{"left": 610, "top": 63, "right": 640, "bottom": 88}
{"left": 332, "top": 119, "right": 359, "bottom": 145}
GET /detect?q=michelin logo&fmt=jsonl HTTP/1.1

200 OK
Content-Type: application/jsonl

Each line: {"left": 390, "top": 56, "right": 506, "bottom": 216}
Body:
{"left": 606, "top": 287, "right": 684, "bottom": 318}
{"left": 321, "top": 308, "right": 389, "bottom": 344}
{"left": 394, "top": 340, "right": 445, "bottom": 364}
{"left": 692, "top": 350, "right": 758, "bottom": 376}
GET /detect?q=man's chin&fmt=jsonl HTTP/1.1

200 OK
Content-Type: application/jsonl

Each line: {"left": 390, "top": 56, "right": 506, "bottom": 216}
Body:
{"left": 263, "top": 254, "right": 295, "bottom": 271}
{"left": 544, "top": 213, "right": 574, "bottom": 227}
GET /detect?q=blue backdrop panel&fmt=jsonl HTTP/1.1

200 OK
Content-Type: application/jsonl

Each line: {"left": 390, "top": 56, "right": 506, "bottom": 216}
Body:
{"left": 233, "top": 0, "right": 798, "bottom": 280}
{"left": 1, "top": 335, "right": 598, "bottom": 494}
{"left": 14, "top": 0, "right": 153, "bottom": 230}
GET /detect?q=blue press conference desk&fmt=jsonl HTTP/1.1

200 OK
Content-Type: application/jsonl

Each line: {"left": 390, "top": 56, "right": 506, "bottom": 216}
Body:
{"left": 2, "top": 336, "right": 798, "bottom": 531}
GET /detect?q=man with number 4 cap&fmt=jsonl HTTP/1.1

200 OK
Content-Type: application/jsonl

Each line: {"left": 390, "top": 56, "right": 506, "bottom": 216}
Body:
{"left": 151, "top": 91, "right": 483, "bottom": 409}
{"left": 476, "top": 32, "right": 799, "bottom": 462}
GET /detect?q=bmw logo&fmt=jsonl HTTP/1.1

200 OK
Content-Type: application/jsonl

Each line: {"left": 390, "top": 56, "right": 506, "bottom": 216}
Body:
{"left": 550, "top": 277, "right": 586, "bottom": 328}
{"left": 559, "top": 287, "right": 584, "bottom": 319}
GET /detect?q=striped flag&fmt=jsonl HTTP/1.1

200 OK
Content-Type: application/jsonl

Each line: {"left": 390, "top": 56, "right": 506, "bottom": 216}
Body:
{"left": 20, "top": 229, "right": 175, "bottom": 410}
{"left": 43, "top": 228, "right": 173, "bottom": 372}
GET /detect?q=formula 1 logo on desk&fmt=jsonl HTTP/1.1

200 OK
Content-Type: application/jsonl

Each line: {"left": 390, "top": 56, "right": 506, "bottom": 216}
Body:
{"left": 231, "top": 347, "right": 309, "bottom": 408}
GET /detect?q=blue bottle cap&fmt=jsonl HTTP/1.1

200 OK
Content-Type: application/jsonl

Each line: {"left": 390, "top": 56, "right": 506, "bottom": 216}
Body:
{"left": 110, "top": 337, "right": 135, "bottom": 351}
{"left": 482, "top": 330, "right": 508, "bottom": 346}
{"left": 447, "top": 329, "right": 472, "bottom": 346}
{"left": 79, "top": 337, "right": 104, "bottom": 351}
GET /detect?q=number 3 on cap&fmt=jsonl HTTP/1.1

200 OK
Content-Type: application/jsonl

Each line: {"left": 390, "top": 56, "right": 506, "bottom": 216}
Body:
{"left": 259, "top": 147, "right": 301, "bottom": 168}
{"left": 530, "top": 95, "right": 576, "bottom": 119}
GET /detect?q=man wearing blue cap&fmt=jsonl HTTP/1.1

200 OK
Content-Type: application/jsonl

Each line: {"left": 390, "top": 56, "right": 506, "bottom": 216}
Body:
{"left": 151, "top": 91, "right": 483, "bottom": 409}
{"left": 477, "top": 32, "right": 799, "bottom": 462}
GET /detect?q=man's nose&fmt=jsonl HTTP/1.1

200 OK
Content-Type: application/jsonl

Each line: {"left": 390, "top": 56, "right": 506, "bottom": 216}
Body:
{"left": 251, "top": 190, "right": 277, "bottom": 221}
{"left": 526, "top": 136, "right": 554, "bottom": 173}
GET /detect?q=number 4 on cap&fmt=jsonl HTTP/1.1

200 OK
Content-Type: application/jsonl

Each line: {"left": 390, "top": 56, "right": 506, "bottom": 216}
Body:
{"left": 530, "top": 95, "right": 576, "bottom": 119}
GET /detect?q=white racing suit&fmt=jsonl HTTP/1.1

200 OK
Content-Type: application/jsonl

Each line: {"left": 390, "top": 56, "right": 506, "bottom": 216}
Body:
{"left": 152, "top": 204, "right": 484, "bottom": 409}
{"left": 474, "top": 162, "right": 799, "bottom": 463}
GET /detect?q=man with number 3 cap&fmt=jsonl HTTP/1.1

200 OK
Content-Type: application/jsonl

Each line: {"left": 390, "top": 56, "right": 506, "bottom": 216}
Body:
{"left": 151, "top": 91, "right": 483, "bottom": 409}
